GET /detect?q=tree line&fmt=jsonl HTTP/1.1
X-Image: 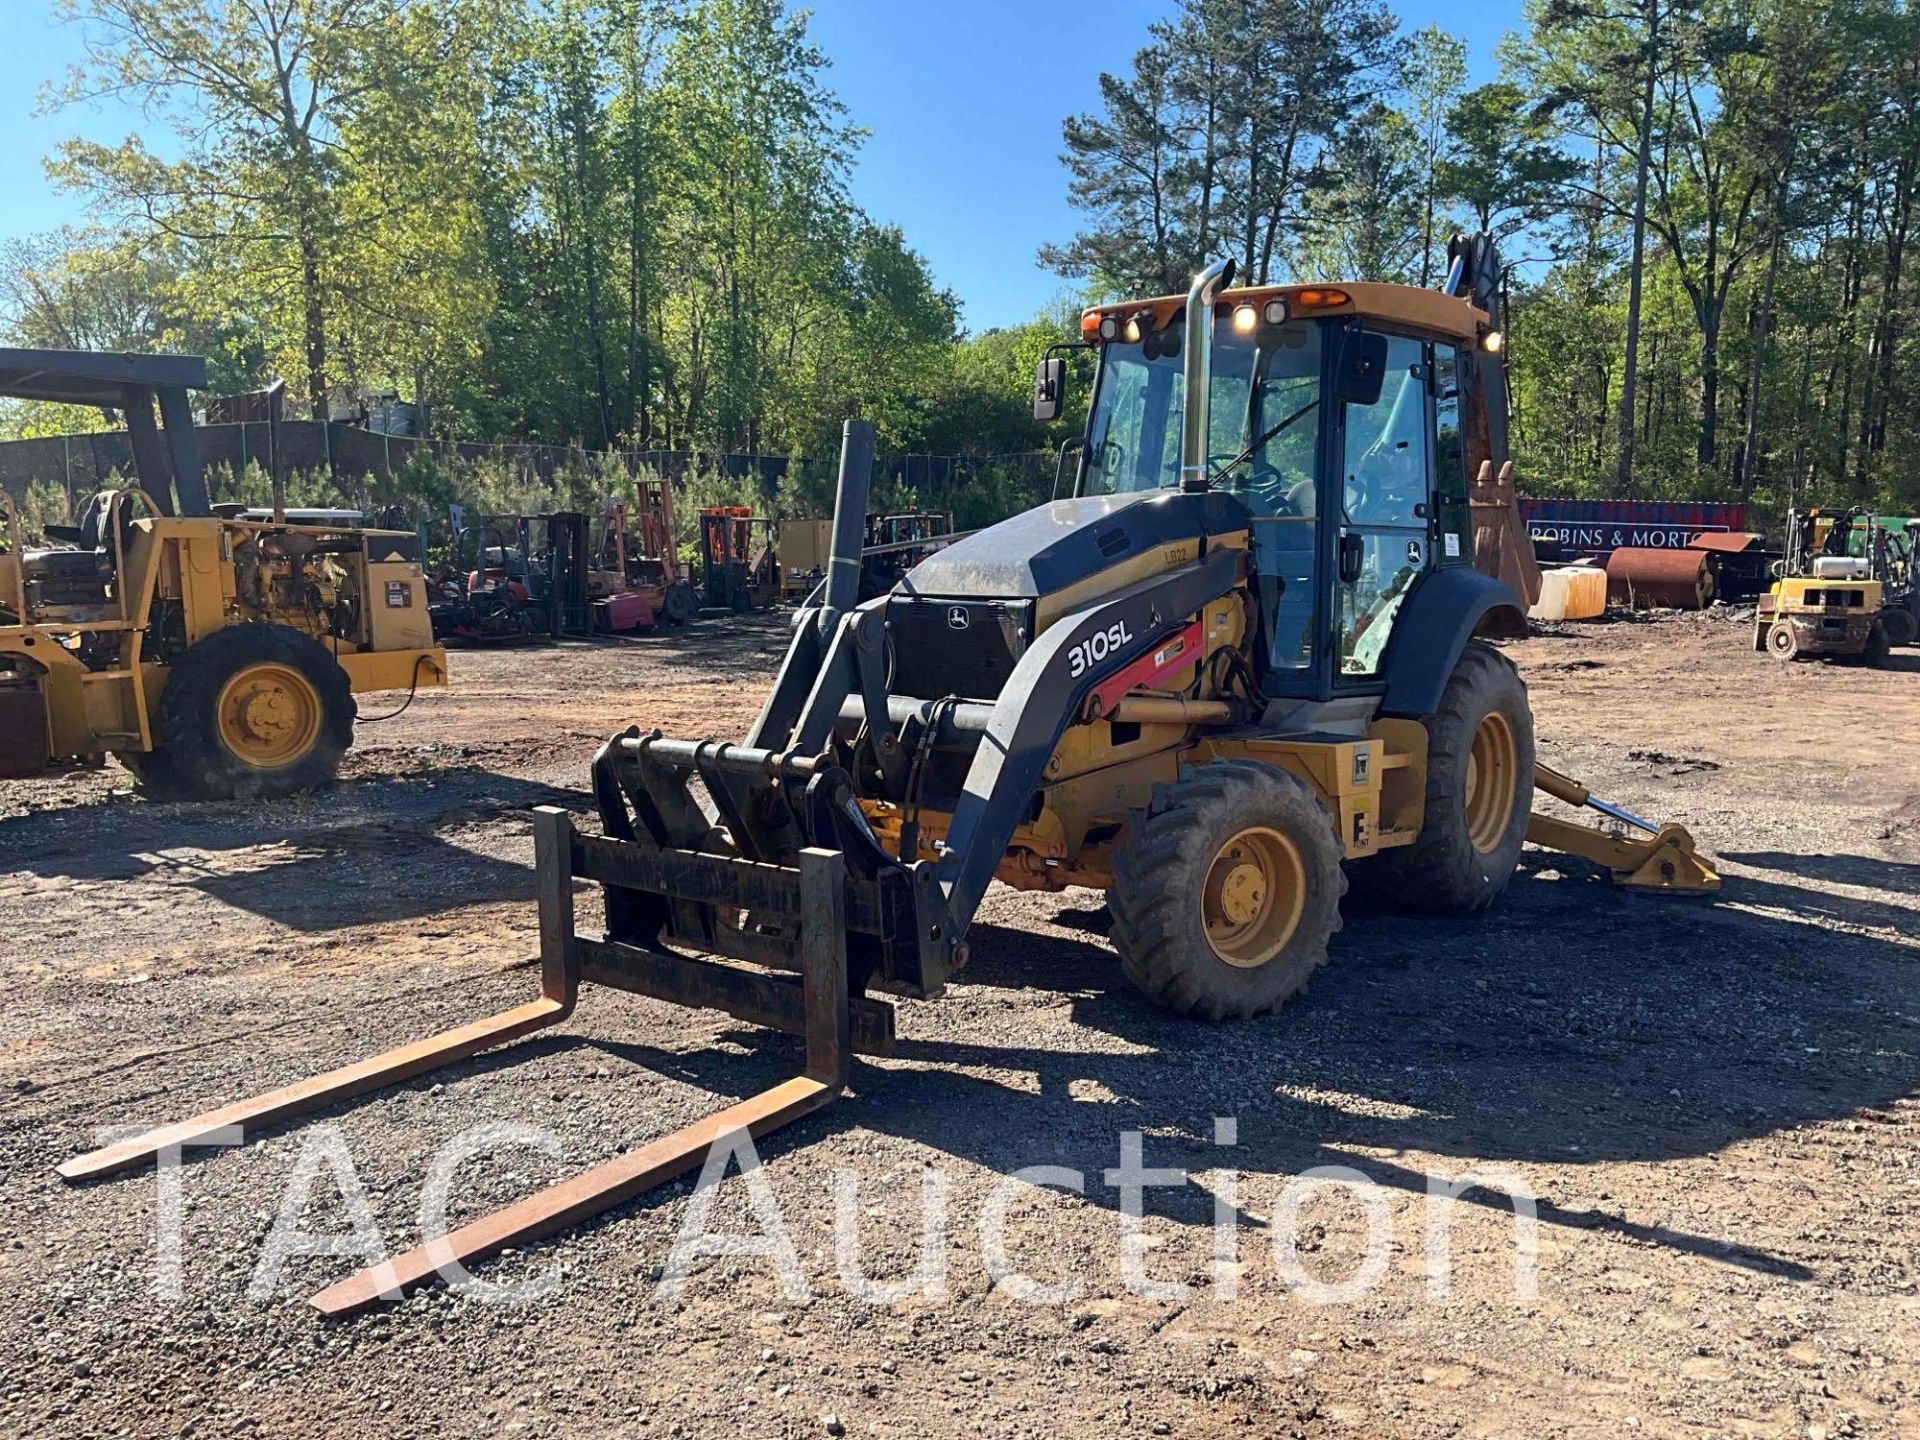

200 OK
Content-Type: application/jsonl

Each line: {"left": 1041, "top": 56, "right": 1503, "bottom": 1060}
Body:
{"left": 6, "top": 0, "right": 1069, "bottom": 471}
{"left": 3, "top": 0, "right": 1916, "bottom": 521}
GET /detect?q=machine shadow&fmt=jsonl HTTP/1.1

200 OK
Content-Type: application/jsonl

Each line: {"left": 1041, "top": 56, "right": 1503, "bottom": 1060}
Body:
{"left": 0, "top": 766, "right": 595, "bottom": 932}
{"left": 521, "top": 1011, "right": 1810, "bottom": 1284}
{"left": 667, "top": 850, "right": 1899, "bottom": 1281}
{"left": 1720, "top": 849, "right": 1920, "bottom": 900}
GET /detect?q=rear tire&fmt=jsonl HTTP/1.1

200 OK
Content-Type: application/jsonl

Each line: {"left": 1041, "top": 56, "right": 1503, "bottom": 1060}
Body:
{"left": 1109, "top": 759, "right": 1346, "bottom": 1020}
{"left": 157, "top": 624, "right": 355, "bottom": 800}
{"left": 1881, "top": 606, "right": 1917, "bottom": 647}
{"left": 1369, "top": 640, "right": 1534, "bottom": 913}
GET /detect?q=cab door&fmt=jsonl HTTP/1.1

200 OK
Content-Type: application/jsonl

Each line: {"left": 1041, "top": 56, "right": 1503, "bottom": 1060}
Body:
{"left": 1333, "top": 331, "right": 1434, "bottom": 679}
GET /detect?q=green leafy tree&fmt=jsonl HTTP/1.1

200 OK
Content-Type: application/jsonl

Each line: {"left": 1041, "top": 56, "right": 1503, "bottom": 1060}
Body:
{"left": 49, "top": 0, "right": 495, "bottom": 421}
{"left": 1299, "top": 104, "right": 1425, "bottom": 282}
{"left": 1044, "top": 0, "right": 1396, "bottom": 295}
{"left": 1398, "top": 26, "right": 1468, "bottom": 286}
{"left": 1437, "top": 82, "right": 1576, "bottom": 240}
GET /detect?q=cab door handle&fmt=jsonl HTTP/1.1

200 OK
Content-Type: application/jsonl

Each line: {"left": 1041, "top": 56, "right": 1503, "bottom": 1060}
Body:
{"left": 1339, "top": 532, "right": 1365, "bottom": 584}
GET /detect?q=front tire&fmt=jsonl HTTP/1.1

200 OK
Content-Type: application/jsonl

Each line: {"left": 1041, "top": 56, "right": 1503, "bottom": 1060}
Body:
{"left": 661, "top": 581, "right": 697, "bottom": 626}
{"left": 157, "top": 624, "right": 355, "bottom": 799}
{"left": 1109, "top": 759, "right": 1346, "bottom": 1020}
{"left": 1863, "top": 621, "right": 1892, "bottom": 668}
{"left": 1369, "top": 640, "right": 1534, "bottom": 913}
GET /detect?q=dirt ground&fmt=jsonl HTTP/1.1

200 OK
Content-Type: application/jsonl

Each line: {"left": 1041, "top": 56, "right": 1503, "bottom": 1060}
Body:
{"left": 3, "top": 610, "right": 1919, "bottom": 1440}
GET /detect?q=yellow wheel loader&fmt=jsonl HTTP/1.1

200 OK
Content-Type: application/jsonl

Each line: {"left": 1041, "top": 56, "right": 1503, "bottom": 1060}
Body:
{"left": 0, "top": 350, "right": 447, "bottom": 798}
{"left": 61, "top": 238, "right": 1718, "bottom": 1313}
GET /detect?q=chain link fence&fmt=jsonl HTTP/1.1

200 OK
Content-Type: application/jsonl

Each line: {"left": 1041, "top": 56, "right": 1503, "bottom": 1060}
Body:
{"left": 0, "top": 419, "right": 1063, "bottom": 532}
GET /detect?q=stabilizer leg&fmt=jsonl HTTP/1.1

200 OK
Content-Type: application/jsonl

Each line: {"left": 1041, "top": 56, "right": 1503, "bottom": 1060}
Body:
{"left": 1529, "top": 764, "right": 1722, "bottom": 894}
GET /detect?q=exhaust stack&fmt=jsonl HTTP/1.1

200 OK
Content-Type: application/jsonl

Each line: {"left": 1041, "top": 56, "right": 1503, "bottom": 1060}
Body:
{"left": 820, "top": 418, "right": 876, "bottom": 634}
{"left": 1180, "top": 257, "right": 1236, "bottom": 492}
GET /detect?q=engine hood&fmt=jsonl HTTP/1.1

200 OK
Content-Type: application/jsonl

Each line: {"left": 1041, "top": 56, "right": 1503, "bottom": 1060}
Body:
{"left": 896, "top": 488, "right": 1251, "bottom": 600}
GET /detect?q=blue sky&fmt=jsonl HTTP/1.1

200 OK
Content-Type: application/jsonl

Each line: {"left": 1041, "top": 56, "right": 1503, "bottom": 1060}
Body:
{"left": 2, "top": 0, "right": 1528, "bottom": 334}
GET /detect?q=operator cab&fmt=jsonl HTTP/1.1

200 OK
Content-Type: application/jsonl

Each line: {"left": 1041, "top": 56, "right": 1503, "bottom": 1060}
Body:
{"left": 1049, "top": 282, "right": 1491, "bottom": 700}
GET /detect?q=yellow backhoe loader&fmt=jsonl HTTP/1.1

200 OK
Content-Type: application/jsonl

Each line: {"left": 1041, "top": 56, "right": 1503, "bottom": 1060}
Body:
{"left": 59, "top": 238, "right": 1718, "bottom": 1313}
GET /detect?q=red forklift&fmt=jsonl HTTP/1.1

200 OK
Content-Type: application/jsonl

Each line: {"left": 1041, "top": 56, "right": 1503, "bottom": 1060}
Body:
{"left": 612, "top": 478, "right": 698, "bottom": 627}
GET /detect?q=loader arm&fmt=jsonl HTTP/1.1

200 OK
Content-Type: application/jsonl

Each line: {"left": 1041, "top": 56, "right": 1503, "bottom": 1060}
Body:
{"left": 935, "top": 545, "right": 1244, "bottom": 941}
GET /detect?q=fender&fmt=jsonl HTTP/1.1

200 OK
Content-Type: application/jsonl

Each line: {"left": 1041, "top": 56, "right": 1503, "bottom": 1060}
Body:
{"left": 1377, "top": 567, "right": 1527, "bottom": 718}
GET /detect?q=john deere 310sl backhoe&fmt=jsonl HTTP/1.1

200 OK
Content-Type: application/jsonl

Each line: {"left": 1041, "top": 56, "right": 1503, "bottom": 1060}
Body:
{"left": 62, "top": 236, "right": 1718, "bottom": 1314}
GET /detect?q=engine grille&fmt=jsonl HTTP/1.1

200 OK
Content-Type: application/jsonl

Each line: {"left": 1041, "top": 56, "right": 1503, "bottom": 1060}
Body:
{"left": 887, "top": 597, "right": 1032, "bottom": 702}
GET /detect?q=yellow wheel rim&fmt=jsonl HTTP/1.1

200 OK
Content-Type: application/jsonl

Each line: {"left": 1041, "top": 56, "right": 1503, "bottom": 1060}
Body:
{"left": 216, "top": 663, "right": 322, "bottom": 770}
{"left": 1462, "top": 711, "right": 1518, "bottom": 854}
{"left": 1201, "top": 826, "right": 1307, "bottom": 969}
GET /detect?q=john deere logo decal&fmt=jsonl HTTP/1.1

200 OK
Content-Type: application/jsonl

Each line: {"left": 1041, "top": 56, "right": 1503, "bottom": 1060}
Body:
{"left": 946, "top": 606, "right": 971, "bottom": 630}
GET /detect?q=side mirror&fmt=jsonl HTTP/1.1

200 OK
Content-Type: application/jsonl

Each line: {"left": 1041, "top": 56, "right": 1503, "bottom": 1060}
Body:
{"left": 1032, "top": 356, "right": 1066, "bottom": 423}
{"left": 1336, "top": 333, "right": 1389, "bottom": 407}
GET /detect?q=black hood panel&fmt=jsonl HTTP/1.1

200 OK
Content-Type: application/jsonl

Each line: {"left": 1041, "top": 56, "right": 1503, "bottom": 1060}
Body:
{"left": 896, "top": 489, "right": 1251, "bottom": 599}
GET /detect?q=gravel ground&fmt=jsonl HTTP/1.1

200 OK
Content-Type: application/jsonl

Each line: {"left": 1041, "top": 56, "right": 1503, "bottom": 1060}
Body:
{"left": 2, "top": 610, "right": 1918, "bottom": 1440}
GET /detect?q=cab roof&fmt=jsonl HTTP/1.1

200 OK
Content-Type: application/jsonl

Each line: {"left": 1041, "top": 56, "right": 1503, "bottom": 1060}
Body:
{"left": 1081, "top": 281, "right": 1491, "bottom": 346}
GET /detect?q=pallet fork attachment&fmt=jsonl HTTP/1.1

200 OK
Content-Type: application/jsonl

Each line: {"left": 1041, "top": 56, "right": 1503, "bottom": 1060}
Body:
{"left": 59, "top": 807, "right": 888, "bottom": 1317}
{"left": 1528, "top": 763, "right": 1721, "bottom": 893}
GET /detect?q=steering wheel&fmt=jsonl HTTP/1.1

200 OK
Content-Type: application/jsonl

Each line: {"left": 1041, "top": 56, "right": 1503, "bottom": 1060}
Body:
{"left": 1209, "top": 452, "right": 1306, "bottom": 517}
{"left": 1246, "top": 459, "right": 1306, "bottom": 516}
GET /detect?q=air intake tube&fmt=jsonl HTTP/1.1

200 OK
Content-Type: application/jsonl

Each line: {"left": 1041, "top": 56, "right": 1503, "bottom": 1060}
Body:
{"left": 1179, "top": 257, "right": 1236, "bottom": 492}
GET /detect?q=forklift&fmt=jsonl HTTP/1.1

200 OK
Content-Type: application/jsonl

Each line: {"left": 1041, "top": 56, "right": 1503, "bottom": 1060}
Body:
{"left": 697, "top": 506, "right": 780, "bottom": 613}
{"left": 613, "top": 478, "right": 698, "bottom": 626}
{"left": 1755, "top": 507, "right": 1892, "bottom": 664}
{"left": 431, "top": 512, "right": 590, "bottom": 642}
